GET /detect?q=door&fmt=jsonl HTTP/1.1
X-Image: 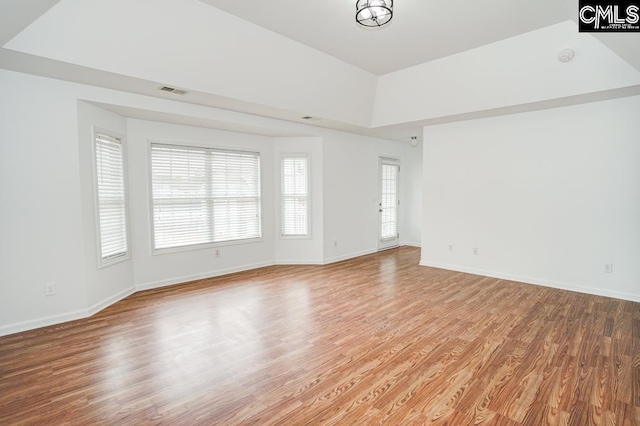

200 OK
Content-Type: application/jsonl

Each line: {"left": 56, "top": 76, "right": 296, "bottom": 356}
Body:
{"left": 378, "top": 157, "right": 400, "bottom": 251}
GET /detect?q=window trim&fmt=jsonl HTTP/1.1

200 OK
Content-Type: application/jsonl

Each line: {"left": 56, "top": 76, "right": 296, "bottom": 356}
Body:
{"left": 147, "top": 140, "right": 264, "bottom": 255}
{"left": 279, "top": 152, "right": 311, "bottom": 240}
{"left": 92, "top": 126, "right": 131, "bottom": 269}
{"left": 378, "top": 156, "right": 401, "bottom": 244}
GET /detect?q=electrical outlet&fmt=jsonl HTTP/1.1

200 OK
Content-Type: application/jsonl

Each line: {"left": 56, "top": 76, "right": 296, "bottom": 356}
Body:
{"left": 215, "top": 249, "right": 220, "bottom": 258}
{"left": 44, "top": 282, "right": 56, "bottom": 296}
{"left": 448, "top": 244, "right": 454, "bottom": 252}
{"left": 604, "top": 262, "right": 613, "bottom": 273}
{"left": 472, "top": 247, "right": 479, "bottom": 256}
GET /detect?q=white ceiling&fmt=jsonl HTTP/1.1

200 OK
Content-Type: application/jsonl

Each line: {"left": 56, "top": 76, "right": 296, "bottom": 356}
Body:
{"left": 199, "top": 0, "right": 570, "bottom": 75}
{"left": 0, "top": 0, "right": 638, "bottom": 143}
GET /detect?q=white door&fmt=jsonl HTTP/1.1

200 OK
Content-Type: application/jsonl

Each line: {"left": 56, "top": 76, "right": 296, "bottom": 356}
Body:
{"left": 378, "top": 158, "right": 400, "bottom": 251}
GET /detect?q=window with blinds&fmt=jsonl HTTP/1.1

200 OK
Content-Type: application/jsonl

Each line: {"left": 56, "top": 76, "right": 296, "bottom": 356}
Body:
{"left": 150, "top": 143, "right": 261, "bottom": 250}
{"left": 94, "top": 133, "right": 128, "bottom": 264}
{"left": 281, "top": 154, "right": 309, "bottom": 237}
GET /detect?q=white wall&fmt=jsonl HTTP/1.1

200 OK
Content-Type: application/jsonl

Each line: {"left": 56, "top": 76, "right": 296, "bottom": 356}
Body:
{"left": 0, "top": 69, "right": 420, "bottom": 336}
{"left": 421, "top": 95, "right": 640, "bottom": 302}
{"left": 404, "top": 141, "right": 423, "bottom": 247}
{"left": 0, "top": 71, "right": 88, "bottom": 333}
{"left": 322, "top": 134, "right": 411, "bottom": 262}
{"left": 274, "top": 134, "right": 421, "bottom": 264}
{"left": 273, "top": 137, "right": 324, "bottom": 264}
{"left": 77, "top": 101, "right": 135, "bottom": 309}
{"left": 127, "top": 120, "right": 275, "bottom": 290}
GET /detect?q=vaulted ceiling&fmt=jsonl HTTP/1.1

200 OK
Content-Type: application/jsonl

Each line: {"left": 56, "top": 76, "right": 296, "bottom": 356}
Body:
{"left": 1, "top": 0, "right": 639, "bottom": 141}
{"left": 200, "top": 0, "right": 569, "bottom": 75}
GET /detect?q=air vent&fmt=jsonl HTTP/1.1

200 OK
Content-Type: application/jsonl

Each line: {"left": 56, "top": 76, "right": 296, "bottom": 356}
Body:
{"left": 158, "top": 86, "right": 188, "bottom": 95}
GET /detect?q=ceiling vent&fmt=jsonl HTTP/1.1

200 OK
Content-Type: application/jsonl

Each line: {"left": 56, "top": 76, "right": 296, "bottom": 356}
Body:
{"left": 158, "top": 86, "right": 188, "bottom": 95}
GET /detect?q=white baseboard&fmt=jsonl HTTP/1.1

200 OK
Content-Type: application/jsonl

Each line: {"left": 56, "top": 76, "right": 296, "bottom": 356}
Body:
{"left": 135, "top": 261, "right": 275, "bottom": 292}
{"left": 401, "top": 242, "right": 421, "bottom": 248}
{"left": 1, "top": 261, "right": 280, "bottom": 337}
{"left": 323, "top": 248, "right": 378, "bottom": 265}
{"left": 0, "top": 286, "right": 135, "bottom": 338}
{"left": 275, "top": 259, "right": 324, "bottom": 265}
{"left": 87, "top": 287, "right": 135, "bottom": 316}
{"left": 0, "top": 308, "right": 89, "bottom": 338}
{"left": 420, "top": 260, "right": 640, "bottom": 303}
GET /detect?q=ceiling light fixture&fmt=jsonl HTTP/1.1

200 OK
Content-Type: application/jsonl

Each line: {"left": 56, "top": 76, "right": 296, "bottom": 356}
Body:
{"left": 356, "top": 0, "right": 393, "bottom": 28}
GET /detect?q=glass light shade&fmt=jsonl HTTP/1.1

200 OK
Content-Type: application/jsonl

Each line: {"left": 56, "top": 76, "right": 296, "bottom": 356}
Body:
{"left": 356, "top": 0, "right": 393, "bottom": 27}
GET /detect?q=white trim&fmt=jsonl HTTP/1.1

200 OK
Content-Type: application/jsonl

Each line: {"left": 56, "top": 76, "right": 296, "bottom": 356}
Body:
{"left": 6, "top": 252, "right": 637, "bottom": 338}
{"left": 147, "top": 139, "right": 264, "bottom": 255}
{"left": 419, "top": 260, "right": 640, "bottom": 303}
{"left": 135, "top": 261, "right": 275, "bottom": 291}
{"left": 2, "top": 250, "right": 389, "bottom": 337}
{"left": 276, "top": 259, "right": 324, "bottom": 265}
{"left": 378, "top": 156, "right": 401, "bottom": 251}
{"left": 0, "top": 286, "right": 135, "bottom": 338}
{"left": 87, "top": 287, "right": 135, "bottom": 316}
{"left": 0, "top": 308, "right": 88, "bottom": 338}
{"left": 401, "top": 242, "right": 422, "bottom": 248}
{"left": 279, "top": 151, "right": 311, "bottom": 239}
{"left": 323, "top": 248, "right": 378, "bottom": 265}
{"left": 151, "top": 237, "right": 264, "bottom": 256}
{"left": 92, "top": 127, "right": 131, "bottom": 269}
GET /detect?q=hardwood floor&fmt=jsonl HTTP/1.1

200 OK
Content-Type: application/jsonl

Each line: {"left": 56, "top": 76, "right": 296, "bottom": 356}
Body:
{"left": 1, "top": 247, "right": 638, "bottom": 425}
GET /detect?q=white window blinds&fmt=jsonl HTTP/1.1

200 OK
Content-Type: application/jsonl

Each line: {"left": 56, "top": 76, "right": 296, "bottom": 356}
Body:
{"left": 95, "top": 133, "right": 128, "bottom": 262}
{"left": 281, "top": 154, "right": 309, "bottom": 236}
{"left": 150, "top": 144, "right": 261, "bottom": 250}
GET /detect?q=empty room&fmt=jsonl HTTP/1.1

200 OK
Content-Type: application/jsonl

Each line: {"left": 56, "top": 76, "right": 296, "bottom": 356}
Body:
{"left": 1, "top": 0, "right": 639, "bottom": 424}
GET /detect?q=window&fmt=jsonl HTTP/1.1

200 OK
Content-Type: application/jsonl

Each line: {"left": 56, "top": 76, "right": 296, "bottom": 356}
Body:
{"left": 380, "top": 161, "right": 399, "bottom": 241}
{"left": 94, "top": 132, "right": 128, "bottom": 265}
{"left": 150, "top": 143, "right": 261, "bottom": 250}
{"left": 281, "top": 154, "right": 309, "bottom": 237}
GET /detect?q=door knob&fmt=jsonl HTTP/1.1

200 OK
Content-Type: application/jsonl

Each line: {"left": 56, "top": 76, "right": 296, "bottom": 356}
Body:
{"left": 379, "top": 209, "right": 383, "bottom": 212}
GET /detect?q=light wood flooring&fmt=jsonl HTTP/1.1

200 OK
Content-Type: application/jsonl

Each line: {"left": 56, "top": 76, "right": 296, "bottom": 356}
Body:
{"left": 0, "top": 247, "right": 638, "bottom": 425}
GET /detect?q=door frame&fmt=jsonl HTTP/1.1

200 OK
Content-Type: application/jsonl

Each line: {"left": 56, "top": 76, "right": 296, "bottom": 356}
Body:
{"left": 378, "top": 157, "right": 400, "bottom": 251}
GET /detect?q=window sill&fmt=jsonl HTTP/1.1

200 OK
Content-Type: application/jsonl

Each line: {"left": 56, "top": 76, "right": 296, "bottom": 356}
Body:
{"left": 279, "top": 234, "right": 311, "bottom": 240}
{"left": 151, "top": 237, "right": 264, "bottom": 256}
{"left": 98, "top": 253, "right": 130, "bottom": 269}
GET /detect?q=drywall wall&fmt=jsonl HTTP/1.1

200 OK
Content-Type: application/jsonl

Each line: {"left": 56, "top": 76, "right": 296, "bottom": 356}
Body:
{"left": 373, "top": 21, "right": 640, "bottom": 127}
{"left": 421, "top": 95, "right": 640, "bottom": 302}
{"left": 322, "top": 134, "right": 410, "bottom": 262}
{"left": 403, "top": 141, "right": 423, "bottom": 247}
{"left": 273, "top": 137, "right": 324, "bottom": 264}
{"left": 127, "top": 119, "right": 276, "bottom": 290}
{"left": 6, "top": 0, "right": 377, "bottom": 127}
{"left": 0, "top": 69, "right": 421, "bottom": 335}
{"left": 77, "top": 101, "right": 135, "bottom": 309}
{"left": 0, "top": 70, "right": 89, "bottom": 333}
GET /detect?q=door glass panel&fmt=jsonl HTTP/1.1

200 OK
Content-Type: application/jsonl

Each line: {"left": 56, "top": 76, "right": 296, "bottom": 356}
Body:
{"left": 380, "top": 163, "right": 398, "bottom": 240}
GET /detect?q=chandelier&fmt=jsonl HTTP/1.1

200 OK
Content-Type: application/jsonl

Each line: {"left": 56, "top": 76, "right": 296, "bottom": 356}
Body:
{"left": 356, "top": 0, "right": 393, "bottom": 27}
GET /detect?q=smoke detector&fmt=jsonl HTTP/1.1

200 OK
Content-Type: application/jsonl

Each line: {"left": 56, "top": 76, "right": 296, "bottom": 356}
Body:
{"left": 558, "top": 49, "right": 575, "bottom": 63}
